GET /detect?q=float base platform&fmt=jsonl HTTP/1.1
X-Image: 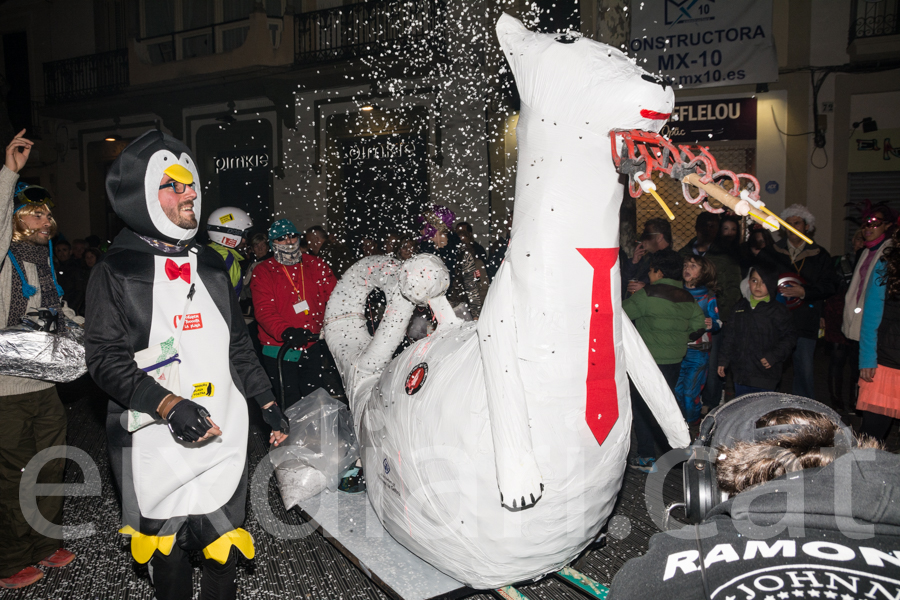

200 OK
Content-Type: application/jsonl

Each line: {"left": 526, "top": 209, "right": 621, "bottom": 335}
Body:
{"left": 293, "top": 490, "right": 470, "bottom": 600}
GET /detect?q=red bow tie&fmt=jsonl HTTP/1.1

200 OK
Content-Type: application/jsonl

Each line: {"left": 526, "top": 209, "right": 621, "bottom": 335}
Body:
{"left": 165, "top": 259, "right": 191, "bottom": 283}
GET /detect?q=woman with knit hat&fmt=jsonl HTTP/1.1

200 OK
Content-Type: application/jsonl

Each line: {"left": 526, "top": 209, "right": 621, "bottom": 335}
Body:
{"left": 417, "top": 204, "right": 486, "bottom": 319}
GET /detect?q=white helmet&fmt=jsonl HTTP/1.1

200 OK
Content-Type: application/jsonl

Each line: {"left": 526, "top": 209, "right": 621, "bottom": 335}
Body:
{"left": 207, "top": 207, "right": 252, "bottom": 248}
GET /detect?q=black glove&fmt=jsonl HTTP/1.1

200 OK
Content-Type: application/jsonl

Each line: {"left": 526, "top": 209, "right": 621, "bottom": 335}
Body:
{"left": 262, "top": 403, "right": 290, "bottom": 436}
{"left": 281, "top": 327, "right": 316, "bottom": 349}
{"left": 166, "top": 400, "right": 214, "bottom": 442}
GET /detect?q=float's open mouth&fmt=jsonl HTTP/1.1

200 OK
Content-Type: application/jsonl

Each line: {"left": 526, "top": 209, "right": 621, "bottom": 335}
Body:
{"left": 639, "top": 109, "right": 671, "bottom": 120}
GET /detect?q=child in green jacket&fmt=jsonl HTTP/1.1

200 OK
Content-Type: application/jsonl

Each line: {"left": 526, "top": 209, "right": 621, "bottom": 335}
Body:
{"left": 623, "top": 249, "right": 706, "bottom": 472}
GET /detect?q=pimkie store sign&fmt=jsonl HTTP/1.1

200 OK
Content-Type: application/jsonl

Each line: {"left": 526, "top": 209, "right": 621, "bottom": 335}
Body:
{"left": 215, "top": 152, "right": 269, "bottom": 172}
{"left": 665, "top": 97, "right": 757, "bottom": 143}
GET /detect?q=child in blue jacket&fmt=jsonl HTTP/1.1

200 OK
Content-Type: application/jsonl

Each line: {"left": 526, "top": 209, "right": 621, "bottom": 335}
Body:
{"left": 675, "top": 255, "right": 720, "bottom": 423}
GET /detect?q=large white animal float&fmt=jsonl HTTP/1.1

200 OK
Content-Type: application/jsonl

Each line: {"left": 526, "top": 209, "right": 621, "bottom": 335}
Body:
{"left": 323, "top": 13, "right": 795, "bottom": 589}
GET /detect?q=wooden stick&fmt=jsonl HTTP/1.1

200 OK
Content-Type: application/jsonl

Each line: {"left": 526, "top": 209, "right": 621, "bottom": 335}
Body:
{"left": 681, "top": 173, "right": 790, "bottom": 236}
{"left": 758, "top": 205, "right": 814, "bottom": 245}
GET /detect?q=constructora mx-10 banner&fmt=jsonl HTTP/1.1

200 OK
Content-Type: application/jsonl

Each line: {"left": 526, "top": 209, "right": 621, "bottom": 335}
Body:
{"left": 629, "top": 0, "right": 777, "bottom": 89}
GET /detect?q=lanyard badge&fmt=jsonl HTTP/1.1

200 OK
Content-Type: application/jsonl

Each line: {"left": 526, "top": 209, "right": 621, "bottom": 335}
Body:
{"left": 281, "top": 264, "right": 309, "bottom": 314}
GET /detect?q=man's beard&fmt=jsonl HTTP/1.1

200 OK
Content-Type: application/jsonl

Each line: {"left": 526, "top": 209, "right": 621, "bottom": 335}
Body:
{"left": 26, "top": 230, "right": 51, "bottom": 245}
{"left": 164, "top": 200, "right": 198, "bottom": 228}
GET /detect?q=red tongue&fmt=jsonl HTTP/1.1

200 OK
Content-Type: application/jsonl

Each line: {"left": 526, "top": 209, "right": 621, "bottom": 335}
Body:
{"left": 640, "top": 109, "right": 671, "bottom": 120}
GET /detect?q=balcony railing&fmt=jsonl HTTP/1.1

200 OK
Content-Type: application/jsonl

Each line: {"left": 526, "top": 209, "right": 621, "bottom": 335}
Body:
{"left": 43, "top": 49, "right": 129, "bottom": 105}
{"left": 138, "top": 17, "right": 282, "bottom": 64}
{"left": 294, "top": 0, "right": 445, "bottom": 65}
{"left": 850, "top": 0, "right": 900, "bottom": 43}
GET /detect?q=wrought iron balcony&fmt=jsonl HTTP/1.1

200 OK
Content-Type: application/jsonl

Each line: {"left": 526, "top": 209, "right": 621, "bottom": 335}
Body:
{"left": 43, "top": 49, "right": 129, "bottom": 105}
{"left": 294, "top": 0, "right": 445, "bottom": 65}
{"left": 849, "top": 0, "right": 900, "bottom": 44}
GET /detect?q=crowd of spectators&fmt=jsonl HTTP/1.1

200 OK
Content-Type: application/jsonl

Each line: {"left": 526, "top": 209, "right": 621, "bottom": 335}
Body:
{"left": 623, "top": 202, "right": 899, "bottom": 473}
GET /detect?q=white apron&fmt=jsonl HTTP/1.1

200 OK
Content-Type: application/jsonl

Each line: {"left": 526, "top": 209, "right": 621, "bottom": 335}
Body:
{"left": 131, "top": 253, "right": 249, "bottom": 520}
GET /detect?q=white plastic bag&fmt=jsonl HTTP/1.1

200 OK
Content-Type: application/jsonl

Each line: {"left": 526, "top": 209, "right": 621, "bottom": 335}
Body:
{"left": 272, "top": 388, "right": 360, "bottom": 509}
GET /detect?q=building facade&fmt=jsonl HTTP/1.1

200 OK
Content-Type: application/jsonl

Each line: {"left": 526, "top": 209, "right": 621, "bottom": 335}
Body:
{"left": 2, "top": 0, "right": 896, "bottom": 256}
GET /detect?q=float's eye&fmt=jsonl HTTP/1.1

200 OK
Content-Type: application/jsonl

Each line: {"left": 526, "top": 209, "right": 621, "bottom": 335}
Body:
{"left": 641, "top": 73, "right": 670, "bottom": 90}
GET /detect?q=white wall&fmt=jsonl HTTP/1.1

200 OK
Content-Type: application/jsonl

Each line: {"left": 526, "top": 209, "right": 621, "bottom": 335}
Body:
{"left": 850, "top": 91, "right": 900, "bottom": 130}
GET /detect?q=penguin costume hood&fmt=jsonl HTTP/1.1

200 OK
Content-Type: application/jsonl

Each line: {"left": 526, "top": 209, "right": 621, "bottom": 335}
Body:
{"left": 106, "top": 130, "right": 201, "bottom": 245}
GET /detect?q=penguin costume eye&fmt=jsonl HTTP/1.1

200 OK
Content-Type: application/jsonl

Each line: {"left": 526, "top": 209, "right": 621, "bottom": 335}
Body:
{"left": 106, "top": 130, "right": 202, "bottom": 245}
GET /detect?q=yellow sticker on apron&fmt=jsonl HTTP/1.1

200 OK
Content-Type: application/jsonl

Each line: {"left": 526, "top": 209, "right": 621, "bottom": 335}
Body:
{"left": 192, "top": 382, "right": 215, "bottom": 399}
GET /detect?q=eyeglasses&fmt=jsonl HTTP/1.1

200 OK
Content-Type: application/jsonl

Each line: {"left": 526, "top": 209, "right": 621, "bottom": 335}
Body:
{"left": 864, "top": 218, "right": 886, "bottom": 228}
{"left": 158, "top": 181, "right": 196, "bottom": 194}
{"left": 275, "top": 234, "right": 299, "bottom": 242}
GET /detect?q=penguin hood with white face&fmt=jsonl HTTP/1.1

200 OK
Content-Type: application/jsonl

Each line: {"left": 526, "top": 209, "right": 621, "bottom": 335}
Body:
{"left": 106, "top": 130, "right": 202, "bottom": 245}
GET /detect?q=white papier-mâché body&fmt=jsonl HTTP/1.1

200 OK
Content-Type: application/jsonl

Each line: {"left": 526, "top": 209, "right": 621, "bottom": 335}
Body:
{"left": 323, "top": 14, "right": 690, "bottom": 588}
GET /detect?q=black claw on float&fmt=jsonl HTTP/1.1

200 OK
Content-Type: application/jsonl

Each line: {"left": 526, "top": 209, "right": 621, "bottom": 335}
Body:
{"left": 521, "top": 496, "right": 526, "bottom": 507}
{"left": 512, "top": 499, "right": 517, "bottom": 508}
{"left": 530, "top": 494, "right": 536, "bottom": 504}
{"left": 540, "top": 483, "right": 544, "bottom": 492}
{"left": 500, "top": 492, "right": 504, "bottom": 503}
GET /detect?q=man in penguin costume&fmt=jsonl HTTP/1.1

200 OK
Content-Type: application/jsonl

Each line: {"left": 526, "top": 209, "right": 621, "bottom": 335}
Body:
{"left": 84, "top": 130, "right": 289, "bottom": 600}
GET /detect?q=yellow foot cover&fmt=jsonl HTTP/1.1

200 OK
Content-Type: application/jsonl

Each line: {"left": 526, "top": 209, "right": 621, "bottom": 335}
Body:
{"left": 202, "top": 529, "right": 255, "bottom": 564}
{"left": 118, "top": 526, "right": 175, "bottom": 564}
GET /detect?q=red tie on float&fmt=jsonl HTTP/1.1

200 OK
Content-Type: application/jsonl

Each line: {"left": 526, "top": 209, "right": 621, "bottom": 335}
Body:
{"left": 165, "top": 259, "right": 191, "bottom": 283}
{"left": 577, "top": 248, "right": 619, "bottom": 447}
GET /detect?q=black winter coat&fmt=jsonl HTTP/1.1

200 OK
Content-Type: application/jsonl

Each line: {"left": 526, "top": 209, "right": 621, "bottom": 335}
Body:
{"left": 719, "top": 297, "right": 797, "bottom": 389}
{"left": 761, "top": 239, "right": 839, "bottom": 339}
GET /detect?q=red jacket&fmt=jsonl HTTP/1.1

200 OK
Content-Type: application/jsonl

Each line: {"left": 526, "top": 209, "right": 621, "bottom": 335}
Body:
{"left": 250, "top": 254, "right": 336, "bottom": 348}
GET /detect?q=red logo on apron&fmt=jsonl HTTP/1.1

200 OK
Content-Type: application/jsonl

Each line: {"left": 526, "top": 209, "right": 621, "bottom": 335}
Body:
{"left": 405, "top": 363, "right": 428, "bottom": 395}
{"left": 173, "top": 313, "right": 204, "bottom": 330}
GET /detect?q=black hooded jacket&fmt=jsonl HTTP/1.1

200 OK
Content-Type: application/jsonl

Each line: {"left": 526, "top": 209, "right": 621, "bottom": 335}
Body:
{"left": 609, "top": 449, "right": 900, "bottom": 600}
{"left": 719, "top": 264, "right": 798, "bottom": 389}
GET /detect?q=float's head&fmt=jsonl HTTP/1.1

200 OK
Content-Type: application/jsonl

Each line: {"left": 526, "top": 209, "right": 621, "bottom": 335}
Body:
{"left": 106, "top": 130, "right": 201, "bottom": 245}
{"left": 496, "top": 13, "right": 675, "bottom": 136}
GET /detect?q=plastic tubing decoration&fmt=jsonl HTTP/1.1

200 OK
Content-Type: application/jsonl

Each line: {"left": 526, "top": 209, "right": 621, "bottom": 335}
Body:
{"left": 610, "top": 129, "right": 814, "bottom": 245}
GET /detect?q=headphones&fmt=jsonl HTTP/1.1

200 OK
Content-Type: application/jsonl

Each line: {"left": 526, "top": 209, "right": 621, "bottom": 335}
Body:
{"left": 682, "top": 392, "right": 855, "bottom": 524}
